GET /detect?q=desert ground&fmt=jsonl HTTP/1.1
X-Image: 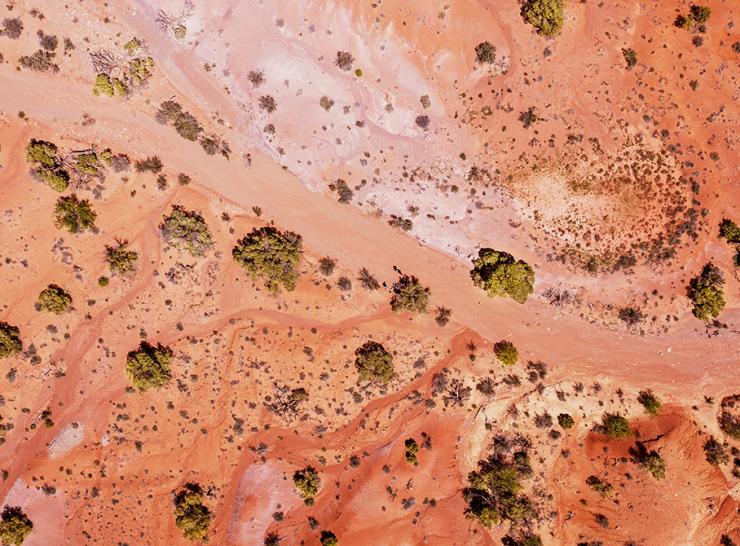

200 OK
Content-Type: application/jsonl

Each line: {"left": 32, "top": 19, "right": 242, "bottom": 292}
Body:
{"left": 0, "top": 1, "right": 738, "bottom": 545}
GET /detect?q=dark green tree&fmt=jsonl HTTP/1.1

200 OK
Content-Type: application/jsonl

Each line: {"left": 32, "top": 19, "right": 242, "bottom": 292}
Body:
{"left": 36, "top": 284, "right": 72, "bottom": 314}
{"left": 293, "top": 466, "right": 321, "bottom": 505}
{"left": 126, "top": 341, "right": 173, "bottom": 391}
{"left": 687, "top": 263, "right": 725, "bottom": 320}
{"left": 390, "top": 274, "right": 429, "bottom": 313}
{"left": 470, "top": 249, "right": 534, "bottom": 304}
{"left": 54, "top": 195, "right": 96, "bottom": 233}
{"left": 232, "top": 227, "right": 303, "bottom": 293}
{"left": 354, "top": 341, "right": 394, "bottom": 384}
{"left": 0, "top": 506, "right": 33, "bottom": 545}
{"left": 174, "top": 483, "right": 212, "bottom": 542}
{"left": 521, "top": 0, "right": 564, "bottom": 37}
{"left": 160, "top": 205, "right": 213, "bottom": 257}
{"left": 0, "top": 322, "right": 22, "bottom": 359}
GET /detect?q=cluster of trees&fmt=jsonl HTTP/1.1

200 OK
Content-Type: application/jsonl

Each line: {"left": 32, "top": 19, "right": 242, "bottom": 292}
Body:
{"left": 156, "top": 100, "right": 231, "bottom": 158}
{"left": 520, "top": 0, "right": 564, "bottom": 37}
{"left": 675, "top": 5, "right": 711, "bottom": 29}
{"left": 687, "top": 262, "right": 725, "bottom": 320}
{"left": 232, "top": 227, "right": 303, "bottom": 293}
{"left": 105, "top": 240, "right": 139, "bottom": 276}
{"left": 320, "top": 530, "right": 339, "bottom": 546}
{"left": 173, "top": 483, "right": 212, "bottom": 541}
{"left": 26, "top": 139, "right": 70, "bottom": 192}
{"left": 470, "top": 249, "right": 534, "bottom": 304}
{"left": 404, "top": 438, "right": 420, "bottom": 465}
{"left": 91, "top": 37, "right": 154, "bottom": 97}
{"left": 125, "top": 341, "right": 173, "bottom": 391}
{"left": 292, "top": 466, "right": 321, "bottom": 505}
{"left": 0, "top": 506, "right": 33, "bottom": 545}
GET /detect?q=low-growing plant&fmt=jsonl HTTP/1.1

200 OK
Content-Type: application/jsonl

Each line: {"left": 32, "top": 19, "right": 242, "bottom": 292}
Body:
{"left": 54, "top": 195, "right": 97, "bottom": 233}
{"left": 557, "top": 413, "right": 574, "bottom": 429}
{"left": 0, "top": 322, "right": 23, "bottom": 359}
{"left": 622, "top": 48, "right": 637, "bottom": 69}
{"left": 36, "top": 284, "right": 72, "bottom": 314}
{"left": 293, "top": 466, "right": 320, "bottom": 505}
{"left": 494, "top": 340, "right": 518, "bottom": 366}
{"left": 232, "top": 226, "right": 303, "bottom": 293}
{"left": 687, "top": 263, "right": 725, "bottom": 320}
{"left": 585, "top": 475, "right": 612, "bottom": 496}
{"left": 703, "top": 437, "right": 728, "bottom": 466}
{"left": 174, "top": 483, "right": 211, "bottom": 542}
{"left": 19, "top": 49, "right": 58, "bottom": 72}
{"left": 600, "top": 413, "right": 631, "bottom": 439}
{"left": 355, "top": 341, "right": 394, "bottom": 384}
{"left": 470, "top": 248, "right": 534, "bottom": 304}
{"left": 160, "top": 205, "right": 213, "bottom": 257}
{"left": 357, "top": 268, "right": 379, "bottom": 290}
{"left": 520, "top": 0, "right": 564, "bottom": 37}
{"left": 719, "top": 219, "right": 740, "bottom": 243}
{"left": 126, "top": 341, "right": 173, "bottom": 391}
{"left": 335, "top": 51, "right": 354, "bottom": 71}
{"left": 618, "top": 306, "right": 644, "bottom": 326}
{"left": 434, "top": 306, "right": 452, "bottom": 327}
{"left": 475, "top": 41, "right": 496, "bottom": 64}
{"left": 1, "top": 17, "right": 23, "bottom": 39}
{"left": 390, "top": 274, "right": 429, "bottom": 313}
{"left": 0, "top": 506, "right": 33, "bottom": 545}
{"left": 318, "top": 257, "right": 336, "bottom": 276}
{"left": 404, "top": 438, "right": 419, "bottom": 465}
{"left": 637, "top": 390, "right": 661, "bottom": 416}
{"left": 105, "top": 241, "right": 138, "bottom": 276}
{"left": 629, "top": 442, "right": 665, "bottom": 479}
{"left": 320, "top": 530, "right": 339, "bottom": 546}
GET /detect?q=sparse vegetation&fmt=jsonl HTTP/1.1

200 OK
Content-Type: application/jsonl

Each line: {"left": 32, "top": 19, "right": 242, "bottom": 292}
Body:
{"left": 126, "top": 341, "right": 173, "bottom": 391}
{"left": 318, "top": 257, "right": 336, "bottom": 276}
{"left": 703, "top": 437, "right": 728, "bottom": 466}
{"left": 54, "top": 195, "right": 97, "bottom": 234}
{"left": 0, "top": 506, "right": 33, "bottom": 545}
{"left": 390, "top": 274, "right": 429, "bottom": 313}
{"left": 518, "top": 107, "right": 541, "bottom": 129}
{"left": 520, "top": 0, "right": 564, "bottom": 37}
{"left": 259, "top": 95, "right": 277, "bottom": 113}
{"left": 470, "top": 248, "right": 534, "bottom": 304}
{"left": 335, "top": 51, "right": 354, "bottom": 71}
{"left": 404, "top": 438, "right": 419, "bottom": 465}
{"left": 135, "top": 156, "right": 163, "bottom": 173}
{"left": 156, "top": 100, "right": 202, "bottom": 141}
{"left": 328, "top": 179, "right": 353, "bottom": 203}
{"left": 232, "top": 227, "right": 303, "bottom": 293}
{"left": 675, "top": 5, "right": 711, "bottom": 28}
{"left": 105, "top": 241, "right": 139, "bottom": 276}
{"left": 600, "top": 413, "right": 631, "bottom": 439}
{"left": 1, "top": 18, "right": 23, "bottom": 39}
{"left": 719, "top": 219, "right": 740, "bottom": 243}
{"left": 637, "top": 390, "right": 661, "bottom": 416}
{"left": 585, "top": 475, "right": 612, "bottom": 496}
{"left": 357, "top": 268, "right": 380, "bottom": 290}
{"left": 475, "top": 41, "right": 496, "bottom": 64}
{"left": 173, "top": 483, "right": 211, "bottom": 542}
{"left": 25, "top": 139, "right": 70, "bottom": 192}
{"left": 160, "top": 206, "right": 213, "bottom": 257}
{"left": 629, "top": 442, "right": 665, "bottom": 479}
{"left": 434, "top": 306, "right": 452, "bottom": 327}
{"left": 622, "top": 48, "right": 637, "bottom": 69}
{"left": 320, "top": 530, "right": 339, "bottom": 546}
{"left": 618, "top": 306, "right": 644, "bottom": 326}
{"left": 557, "top": 413, "right": 574, "bottom": 429}
{"left": 36, "top": 284, "right": 72, "bottom": 314}
{"left": 354, "top": 341, "right": 394, "bottom": 384}
{"left": 0, "top": 323, "right": 22, "bottom": 359}
{"left": 19, "top": 49, "right": 58, "bottom": 72}
{"left": 293, "top": 466, "right": 320, "bottom": 505}
{"left": 493, "top": 340, "right": 518, "bottom": 366}
{"left": 687, "top": 263, "right": 725, "bottom": 320}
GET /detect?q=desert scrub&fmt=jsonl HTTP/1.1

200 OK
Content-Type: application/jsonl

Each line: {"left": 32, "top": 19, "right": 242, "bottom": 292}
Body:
{"left": 637, "top": 390, "right": 661, "bottom": 416}
{"left": 92, "top": 74, "right": 128, "bottom": 97}
{"left": 463, "top": 450, "right": 534, "bottom": 528}
{"left": 0, "top": 322, "right": 22, "bottom": 359}
{"left": 585, "top": 475, "right": 612, "bottom": 496}
{"left": 19, "top": 49, "right": 58, "bottom": 72}
{"left": 135, "top": 156, "right": 163, "bottom": 173}
{"left": 354, "top": 341, "right": 394, "bottom": 384}
{"left": 470, "top": 248, "right": 534, "bottom": 304}
{"left": 622, "top": 48, "right": 637, "bottom": 69}
{"left": 105, "top": 241, "right": 138, "bottom": 276}
{"left": 390, "top": 274, "right": 429, "bottom": 313}
{"left": 335, "top": 50, "right": 354, "bottom": 71}
{"left": 719, "top": 219, "right": 740, "bottom": 243}
{"left": 629, "top": 442, "right": 665, "bottom": 479}
{"left": 404, "top": 438, "right": 420, "bottom": 465}
{"left": 557, "top": 413, "right": 574, "bottom": 429}
{"left": 687, "top": 263, "right": 725, "bottom": 320}
{"left": 25, "top": 139, "right": 70, "bottom": 192}
{"left": 1, "top": 17, "right": 23, "bottom": 39}
{"left": 703, "top": 437, "right": 728, "bottom": 466}
{"left": 0, "top": 506, "right": 33, "bottom": 545}
{"left": 173, "top": 484, "right": 211, "bottom": 542}
{"left": 357, "top": 268, "right": 379, "bottom": 290}
{"left": 160, "top": 205, "right": 213, "bottom": 257}
{"left": 126, "top": 341, "right": 173, "bottom": 391}
{"left": 54, "top": 195, "right": 96, "bottom": 233}
{"left": 320, "top": 531, "right": 339, "bottom": 546}
{"left": 36, "top": 284, "right": 72, "bottom": 314}
{"left": 599, "top": 413, "right": 631, "bottom": 439}
{"left": 520, "top": 0, "right": 564, "bottom": 37}
{"left": 434, "top": 306, "right": 452, "bottom": 327}
{"left": 475, "top": 41, "right": 496, "bottom": 64}
{"left": 232, "top": 226, "right": 303, "bottom": 293}
{"left": 156, "top": 100, "right": 203, "bottom": 141}
{"left": 675, "top": 5, "right": 711, "bottom": 28}
{"left": 493, "top": 340, "right": 518, "bottom": 366}
{"left": 293, "top": 466, "right": 320, "bottom": 505}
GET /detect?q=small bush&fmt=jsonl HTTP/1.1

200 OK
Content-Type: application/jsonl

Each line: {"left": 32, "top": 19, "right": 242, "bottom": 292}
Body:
{"left": 470, "top": 248, "right": 534, "bottom": 304}
{"left": 0, "top": 506, "right": 33, "bottom": 545}
{"left": 585, "top": 475, "right": 612, "bottom": 496}
{"left": 434, "top": 306, "right": 452, "bottom": 327}
{"left": 355, "top": 341, "right": 394, "bottom": 384}
{"left": 247, "top": 70, "right": 264, "bottom": 87}
{"left": 622, "top": 48, "right": 637, "bottom": 69}
{"left": 475, "top": 41, "right": 496, "bottom": 64}
{"left": 135, "top": 156, "right": 163, "bottom": 173}
{"left": 318, "top": 257, "right": 336, "bottom": 276}
{"left": 26, "top": 139, "right": 59, "bottom": 167}
{"left": 293, "top": 466, "right": 320, "bottom": 504}
{"left": 174, "top": 484, "right": 211, "bottom": 542}
{"left": 690, "top": 5, "right": 711, "bottom": 24}
{"left": 629, "top": 442, "right": 665, "bottom": 479}
{"left": 0, "top": 322, "right": 23, "bottom": 359}
{"left": 36, "top": 284, "right": 72, "bottom": 314}
{"left": 637, "top": 390, "right": 661, "bottom": 416}
{"left": 687, "top": 263, "right": 725, "bottom": 320}
{"left": 329, "top": 179, "right": 353, "bottom": 203}
{"left": 54, "top": 195, "right": 97, "bottom": 233}
{"left": 703, "top": 437, "right": 728, "bottom": 466}
{"left": 335, "top": 51, "right": 354, "bottom": 71}
{"left": 19, "top": 49, "right": 58, "bottom": 72}
{"left": 98, "top": 276, "right": 109, "bottom": 287}
{"left": 1, "top": 18, "right": 23, "bottom": 39}
{"left": 105, "top": 241, "right": 138, "bottom": 276}
{"left": 390, "top": 274, "right": 429, "bottom": 313}
{"left": 557, "top": 413, "right": 574, "bottom": 429}
{"left": 160, "top": 205, "right": 213, "bottom": 257}
{"left": 493, "top": 340, "right": 518, "bottom": 366}
{"left": 521, "top": 0, "right": 564, "bottom": 37}
{"left": 719, "top": 219, "right": 740, "bottom": 243}
{"left": 320, "top": 530, "right": 339, "bottom": 546}
{"left": 126, "top": 341, "right": 173, "bottom": 391}
{"left": 357, "top": 268, "right": 379, "bottom": 290}
{"left": 600, "top": 413, "right": 631, "bottom": 439}
{"left": 404, "top": 438, "right": 419, "bottom": 465}
{"left": 259, "top": 95, "right": 277, "bottom": 113}
{"left": 157, "top": 101, "right": 203, "bottom": 141}
{"left": 232, "top": 226, "right": 303, "bottom": 293}
{"left": 618, "top": 306, "right": 644, "bottom": 326}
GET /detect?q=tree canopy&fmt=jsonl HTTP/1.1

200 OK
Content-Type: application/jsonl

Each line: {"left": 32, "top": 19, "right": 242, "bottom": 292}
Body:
{"left": 174, "top": 484, "right": 212, "bottom": 542}
{"left": 160, "top": 205, "right": 213, "bottom": 257}
{"left": 354, "top": 341, "right": 394, "bottom": 384}
{"left": 687, "top": 263, "right": 725, "bottom": 320}
{"left": 390, "top": 274, "right": 429, "bottom": 313}
{"left": 0, "top": 506, "right": 33, "bottom": 546}
{"left": 520, "top": 0, "right": 564, "bottom": 37}
{"left": 54, "top": 195, "right": 96, "bottom": 233}
{"left": 232, "top": 226, "right": 303, "bottom": 293}
{"left": 36, "top": 284, "right": 72, "bottom": 314}
{"left": 293, "top": 466, "right": 321, "bottom": 505}
{"left": 0, "top": 322, "right": 22, "bottom": 359}
{"left": 126, "top": 341, "right": 173, "bottom": 391}
{"left": 470, "top": 249, "right": 534, "bottom": 304}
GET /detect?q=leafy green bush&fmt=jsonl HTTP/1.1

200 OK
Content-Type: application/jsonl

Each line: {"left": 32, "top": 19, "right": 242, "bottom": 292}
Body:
{"left": 36, "top": 284, "right": 72, "bottom": 314}
{"left": 557, "top": 413, "right": 574, "bottom": 429}
{"left": 105, "top": 241, "right": 138, "bottom": 276}
{"left": 320, "top": 530, "right": 339, "bottom": 546}
{"left": 174, "top": 484, "right": 212, "bottom": 542}
{"left": 232, "top": 227, "right": 303, "bottom": 293}
{"left": 74, "top": 152, "right": 101, "bottom": 176}
{"left": 390, "top": 274, "right": 429, "bottom": 313}
{"left": 0, "top": 506, "right": 33, "bottom": 545}
{"left": 404, "top": 438, "right": 419, "bottom": 465}
{"left": 687, "top": 263, "right": 725, "bottom": 320}
{"left": 719, "top": 219, "right": 740, "bottom": 243}
{"left": 600, "top": 413, "right": 631, "bottom": 439}
{"left": 354, "top": 341, "right": 394, "bottom": 384}
{"left": 160, "top": 206, "right": 213, "bottom": 257}
{"left": 26, "top": 139, "right": 70, "bottom": 192}
{"left": 493, "top": 340, "right": 518, "bottom": 366}
{"left": 125, "top": 341, "right": 172, "bottom": 391}
{"left": 585, "top": 475, "right": 612, "bottom": 496}
{"left": 54, "top": 195, "right": 96, "bottom": 233}
{"left": 293, "top": 466, "right": 320, "bottom": 504}
{"left": 637, "top": 390, "right": 661, "bottom": 416}
{"left": 521, "top": 0, "right": 564, "bottom": 37}
{"left": 92, "top": 74, "right": 128, "bottom": 96}
{"left": 629, "top": 442, "right": 665, "bottom": 479}
{"left": 0, "top": 322, "right": 22, "bottom": 359}
{"left": 156, "top": 101, "right": 203, "bottom": 141}
{"left": 463, "top": 451, "right": 534, "bottom": 528}
{"left": 470, "top": 248, "right": 534, "bottom": 304}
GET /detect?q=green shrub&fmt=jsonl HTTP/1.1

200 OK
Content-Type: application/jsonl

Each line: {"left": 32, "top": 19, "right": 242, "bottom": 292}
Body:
{"left": 521, "top": 0, "right": 564, "bottom": 37}
{"left": 600, "top": 413, "right": 631, "bottom": 439}
{"left": 390, "top": 274, "right": 429, "bottom": 313}
{"left": 557, "top": 413, "right": 574, "bottom": 429}
{"left": 74, "top": 152, "right": 101, "bottom": 176}
{"left": 470, "top": 248, "right": 534, "bottom": 304}
{"left": 160, "top": 205, "right": 213, "bottom": 257}
{"left": 105, "top": 241, "right": 138, "bottom": 276}
{"left": 0, "top": 322, "right": 22, "bottom": 359}
{"left": 36, "top": 284, "right": 72, "bottom": 314}
{"left": 232, "top": 227, "right": 303, "bottom": 293}
{"left": 637, "top": 390, "right": 661, "bottom": 416}
{"left": 505, "top": 534, "right": 543, "bottom": 546}
{"left": 493, "top": 340, "right": 518, "bottom": 366}
{"left": 92, "top": 74, "right": 128, "bottom": 97}
{"left": 54, "top": 195, "right": 96, "bottom": 233}
{"left": 354, "top": 341, "right": 394, "bottom": 384}
{"left": 37, "top": 166, "right": 70, "bottom": 192}
{"left": 719, "top": 219, "right": 740, "bottom": 243}
{"left": 404, "top": 438, "right": 419, "bottom": 465}
{"left": 293, "top": 466, "right": 320, "bottom": 504}
{"left": 26, "top": 139, "right": 58, "bottom": 167}
{"left": 97, "top": 276, "right": 109, "bottom": 287}
{"left": 687, "top": 263, "right": 725, "bottom": 320}
{"left": 629, "top": 442, "right": 665, "bottom": 479}
{"left": 125, "top": 341, "right": 173, "bottom": 391}
{"left": 135, "top": 156, "right": 163, "bottom": 173}
{"left": 475, "top": 41, "right": 496, "bottom": 64}
{"left": 622, "top": 48, "right": 637, "bottom": 69}
{"left": 703, "top": 437, "right": 728, "bottom": 466}
{"left": 585, "top": 475, "right": 612, "bottom": 496}
{"left": 156, "top": 101, "right": 203, "bottom": 141}
{"left": 174, "top": 484, "right": 211, "bottom": 542}
{"left": 320, "top": 530, "right": 339, "bottom": 546}
{"left": 690, "top": 5, "right": 711, "bottom": 23}
{"left": 0, "top": 506, "right": 33, "bottom": 545}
